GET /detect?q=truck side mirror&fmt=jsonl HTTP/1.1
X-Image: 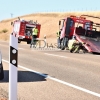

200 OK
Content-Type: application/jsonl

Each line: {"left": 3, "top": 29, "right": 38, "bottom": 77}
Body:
{"left": 59, "top": 21, "right": 61, "bottom": 25}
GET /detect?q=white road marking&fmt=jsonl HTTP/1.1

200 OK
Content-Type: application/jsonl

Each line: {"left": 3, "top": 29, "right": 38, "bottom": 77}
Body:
{"left": 95, "top": 55, "right": 100, "bottom": 56}
{"left": 2, "top": 59, "right": 100, "bottom": 98}
{"left": 19, "top": 43, "right": 27, "bottom": 46}
{"left": 18, "top": 48, "right": 25, "bottom": 50}
{"left": 0, "top": 44, "right": 7, "bottom": 47}
{"left": 44, "top": 53, "right": 68, "bottom": 58}
{"left": 0, "top": 40, "right": 8, "bottom": 43}
{"left": 0, "top": 43, "right": 25, "bottom": 50}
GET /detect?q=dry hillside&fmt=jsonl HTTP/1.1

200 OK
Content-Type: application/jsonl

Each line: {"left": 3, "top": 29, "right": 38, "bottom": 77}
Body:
{"left": 0, "top": 11, "right": 100, "bottom": 43}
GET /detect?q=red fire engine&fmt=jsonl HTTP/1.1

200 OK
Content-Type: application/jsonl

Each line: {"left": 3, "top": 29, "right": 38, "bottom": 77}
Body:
{"left": 58, "top": 15, "right": 100, "bottom": 53}
{"left": 11, "top": 18, "right": 41, "bottom": 44}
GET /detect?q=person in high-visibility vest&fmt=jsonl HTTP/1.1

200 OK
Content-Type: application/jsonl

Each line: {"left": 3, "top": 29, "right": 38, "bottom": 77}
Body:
{"left": 56, "top": 29, "right": 62, "bottom": 37}
{"left": 30, "top": 26, "right": 39, "bottom": 47}
{"left": 68, "top": 35, "right": 82, "bottom": 53}
{"left": 56, "top": 29, "right": 62, "bottom": 48}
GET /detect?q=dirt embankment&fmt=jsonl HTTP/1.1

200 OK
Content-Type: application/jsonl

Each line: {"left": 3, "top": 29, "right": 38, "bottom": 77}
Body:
{"left": 0, "top": 11, "right": 100, "bottom": 43}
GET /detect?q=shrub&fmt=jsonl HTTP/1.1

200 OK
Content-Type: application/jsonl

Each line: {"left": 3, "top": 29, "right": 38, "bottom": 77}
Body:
{"left": 2, "top": 29, "right": 8, "bottom": 33}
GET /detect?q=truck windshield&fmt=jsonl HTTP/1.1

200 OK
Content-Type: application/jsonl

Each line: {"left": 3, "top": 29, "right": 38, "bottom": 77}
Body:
{"left": 85, "top": 22, "right": 91, "bottom": 30}
{"left": 59, "top": 20, "right": 64, "bottom": 30}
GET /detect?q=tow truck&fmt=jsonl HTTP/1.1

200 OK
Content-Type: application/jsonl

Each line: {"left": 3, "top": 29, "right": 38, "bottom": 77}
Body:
{"left": 11, "top": 18, "right": 41, "bottom": 44}
{"left": 58, "top": 15, "right": 100, "bottom": 53}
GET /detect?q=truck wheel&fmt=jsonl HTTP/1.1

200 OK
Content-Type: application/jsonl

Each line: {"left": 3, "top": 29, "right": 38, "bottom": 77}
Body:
{"left": 27, "top": 41, "right": 31, "bottom": 44}
{"left": 18, "top": 40, "right": 21, "bottom": 43}
{"left": 60, "top": 37, "right": 68, "bottom": 50}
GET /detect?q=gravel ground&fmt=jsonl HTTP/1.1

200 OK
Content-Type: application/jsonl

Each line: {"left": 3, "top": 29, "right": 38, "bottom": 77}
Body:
{"left": 0, "top": 87, "right": 25, "bottom": 100}
{"left": 0, "top": 87, "right": 8, "bottom": 100}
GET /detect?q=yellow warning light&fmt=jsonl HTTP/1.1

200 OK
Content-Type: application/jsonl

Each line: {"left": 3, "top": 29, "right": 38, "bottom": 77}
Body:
{"left": 80, "top": 17, "right": 86, "bottom": 20}
{"left": 70, "top": 15, "right": 76, "bottom": 18}
{"left": 70, "top": 15, "right": 86, "bottom": 20}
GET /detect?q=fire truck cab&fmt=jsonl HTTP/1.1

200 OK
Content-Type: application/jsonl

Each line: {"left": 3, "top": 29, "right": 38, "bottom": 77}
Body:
{"left": 58, "top": 15, "right": 100, "bottom": 53}
{"left": 12, "top": 19, "right": 41, "bottom": 44}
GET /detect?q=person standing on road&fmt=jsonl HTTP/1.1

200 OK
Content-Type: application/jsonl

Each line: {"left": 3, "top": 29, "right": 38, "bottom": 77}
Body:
{"left": 56, "top": 29, "right": 62, "bottom": 48}
{"left": 30, "top": 26, "right": 39, "bottom": 48}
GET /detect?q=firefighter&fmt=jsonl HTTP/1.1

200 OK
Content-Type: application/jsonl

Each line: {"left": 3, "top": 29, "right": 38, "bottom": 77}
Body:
{"left": 26, "top": 30, "right": 31, "bottom": 37}
{"left": 30, "top": 26, "right": 39, "bottom": 47}
{"left": 56, "top": 29, "right": 62, "bottom": 48}
{"left": 56, "top": 29, "right": 61, "bottom": 37}
{"left": 68, "top": 35, "right": 82, "bottom": 53}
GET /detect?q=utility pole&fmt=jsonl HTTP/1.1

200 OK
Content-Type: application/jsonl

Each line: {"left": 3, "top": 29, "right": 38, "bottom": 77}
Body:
{"left": 11, "top": 13, "right": 13, "bottom": 18}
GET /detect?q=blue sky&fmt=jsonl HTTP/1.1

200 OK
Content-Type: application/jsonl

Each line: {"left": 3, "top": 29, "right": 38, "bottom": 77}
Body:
{"left": 0, "top": 0, "right": 100, "bottom": 20}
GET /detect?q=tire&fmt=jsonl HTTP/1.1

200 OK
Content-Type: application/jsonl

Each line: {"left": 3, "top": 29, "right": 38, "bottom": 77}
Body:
{"left": 60, "top": 37, "right": 68, "bottom": 50}
{"left": 18, "top": 40, "right": 21, "bottom": 43}
{"left": 27, "top": 41, "right": 31, "bottom": 44}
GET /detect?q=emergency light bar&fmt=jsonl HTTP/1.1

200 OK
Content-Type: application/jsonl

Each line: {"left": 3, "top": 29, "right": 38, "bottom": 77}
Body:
{"left": 26, "top": 24, "right": 36, "bottom": 28}
{"left": 70, "top": 15, "right": 86, "bottom": 20}
{"left": 70, "top": 15, "right": 76, "bottom": 18}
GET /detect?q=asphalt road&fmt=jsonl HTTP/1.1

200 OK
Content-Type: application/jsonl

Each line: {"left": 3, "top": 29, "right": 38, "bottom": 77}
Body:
{"left": 0, "top": 40, "right": 100, "bottom": 100}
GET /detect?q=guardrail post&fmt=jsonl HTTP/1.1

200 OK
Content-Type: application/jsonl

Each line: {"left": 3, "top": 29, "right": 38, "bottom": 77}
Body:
{"left": 9, "top": 33, "right": 18, "bottom": 100}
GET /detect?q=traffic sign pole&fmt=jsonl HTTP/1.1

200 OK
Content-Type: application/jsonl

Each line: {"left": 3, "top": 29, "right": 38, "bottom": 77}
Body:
{"left": 9, "top": 33, "right": 18, "bottom": 100}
